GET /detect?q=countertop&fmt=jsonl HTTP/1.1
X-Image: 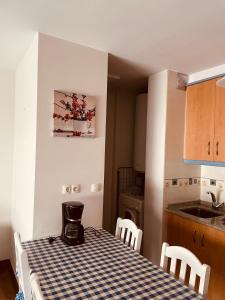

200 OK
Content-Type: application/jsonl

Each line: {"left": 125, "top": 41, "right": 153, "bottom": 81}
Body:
{"left": 166, "top": 200, "right": 225, "bottom": 233}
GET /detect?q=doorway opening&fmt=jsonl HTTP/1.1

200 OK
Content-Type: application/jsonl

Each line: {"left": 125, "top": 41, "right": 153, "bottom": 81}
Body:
{"left": 103, "top": 54, "right": 148, "bottom": 234}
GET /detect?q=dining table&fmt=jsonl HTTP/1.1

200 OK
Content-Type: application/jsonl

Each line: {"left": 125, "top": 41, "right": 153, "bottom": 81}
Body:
{"left": 22, "top": 228, "right": 203, "bottom": 300}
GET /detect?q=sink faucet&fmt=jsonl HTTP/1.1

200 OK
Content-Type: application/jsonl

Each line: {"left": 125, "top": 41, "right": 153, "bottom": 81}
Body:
{"left": 206, "top": 191, "right": 224, "bottom": 209}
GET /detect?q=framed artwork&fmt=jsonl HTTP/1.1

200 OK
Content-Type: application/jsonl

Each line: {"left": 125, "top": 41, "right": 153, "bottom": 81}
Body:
{"left": 53, "top": 90, "right": 96, "bottom": 137}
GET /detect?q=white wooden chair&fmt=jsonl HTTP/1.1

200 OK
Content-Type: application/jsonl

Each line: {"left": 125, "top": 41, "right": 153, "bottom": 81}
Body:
{"left": 14, "top": 232, "right": 32, "bottom": 300}
{"left": 30, "top": 273, "right": 45, "bottom": 300}
{"left": 115, "top": 217, "right": 143, "bottom": 253}
{"left": 160, "top": 242, "right": 211, "bottom": 298}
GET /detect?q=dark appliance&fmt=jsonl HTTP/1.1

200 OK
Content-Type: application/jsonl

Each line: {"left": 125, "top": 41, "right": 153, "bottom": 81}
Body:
{"left": 61, "top": 201, "right": 84, "bottom": 246}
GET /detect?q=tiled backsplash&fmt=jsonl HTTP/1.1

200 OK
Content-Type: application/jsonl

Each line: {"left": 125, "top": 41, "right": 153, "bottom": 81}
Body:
{"left": 164, "top": 176, "right": 225, "bottom": 206}
{"left": 164, "top": 177, "right": 199, "bottom": 188}
{"left": 164, "top": 177, "right": 225, "bottom": 190}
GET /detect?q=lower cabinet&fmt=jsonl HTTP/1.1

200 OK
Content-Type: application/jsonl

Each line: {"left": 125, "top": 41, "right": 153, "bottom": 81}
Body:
{"left": 166, "top": 212, "right": 225, "bottom": 300}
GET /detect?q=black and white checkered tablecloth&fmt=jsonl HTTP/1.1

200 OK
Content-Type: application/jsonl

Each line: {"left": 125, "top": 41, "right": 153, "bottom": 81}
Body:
{"left": 22, "top": 229, "right": 202, "bottom": 300}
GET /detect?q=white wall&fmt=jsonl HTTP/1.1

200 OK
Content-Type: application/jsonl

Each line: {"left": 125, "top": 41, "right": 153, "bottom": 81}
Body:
{"left": 11, "top": 32, "right": 108, "bottom": 244}
{"left": 33, "top": 34, "right": 108, "bottom": 238}
{"left": 144, "top": 70, "right": 168, "bottom": 264}
{"left": 11, "top": 34, "right": 38, "bottom": 242}
{"left": 144, "top": 70, "right": 201, "bottom": 264}
{"left": 200, "top": 166, "right": 225, "bottom": 203}
{"left": 0, "top": 70, "right": 14, "bottom": 260}
{"left": 164, "top": 71, "right": 200, "bottom": 207}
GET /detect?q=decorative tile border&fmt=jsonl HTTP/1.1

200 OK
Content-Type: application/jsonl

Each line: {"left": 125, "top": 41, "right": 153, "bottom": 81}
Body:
{"left": 164, "top": 177, "right": 199, "bottom": 188}
{"left": 164, "top": 177, "right": 225, "bottom": 189}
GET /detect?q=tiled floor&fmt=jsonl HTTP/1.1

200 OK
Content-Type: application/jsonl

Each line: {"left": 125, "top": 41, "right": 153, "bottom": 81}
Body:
{"left": 0, "top": 260, "right": 18, "bottom": 300}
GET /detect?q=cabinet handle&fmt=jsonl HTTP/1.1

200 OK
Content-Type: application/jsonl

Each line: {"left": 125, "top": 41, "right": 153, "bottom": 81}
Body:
{"left": 207, "top": 141, "right": 210, "bottom": 155}
{"left": 216, "top": 141, "right": 219, "bottom": 156}
{"left": 192, "top": 230, "right": 196, "bottom": 243}
{"left": 201, "top": 234, "right": 205, "bottom": 247}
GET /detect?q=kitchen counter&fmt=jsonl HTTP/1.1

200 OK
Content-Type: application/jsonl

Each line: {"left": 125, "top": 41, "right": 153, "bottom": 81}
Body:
{"left": 166, "top": 200, "right": 225, "bottom": 233}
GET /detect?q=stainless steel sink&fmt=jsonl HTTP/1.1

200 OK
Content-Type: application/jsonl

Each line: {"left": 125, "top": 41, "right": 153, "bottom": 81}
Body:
{"left": 180, "top": 206, "right": 223, "bottom": 218}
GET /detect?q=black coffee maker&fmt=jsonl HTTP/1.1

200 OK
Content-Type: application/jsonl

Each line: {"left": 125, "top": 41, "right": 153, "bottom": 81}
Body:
{"left": 61, "top": 201, "right": 84, "bottom": 246}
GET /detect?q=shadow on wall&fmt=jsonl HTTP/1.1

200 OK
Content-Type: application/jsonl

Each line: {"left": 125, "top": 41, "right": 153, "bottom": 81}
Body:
{"left": 144, "top": 181, "right": 164, "bottom": 264}
{"left": 108, "top": 54, "right": 148, "bottom": 92}
{"left": 0, "top": 223, "right": 13, "bottom": 261}
{"left": 9, "top": 225, "right": 16, "bottom": 271}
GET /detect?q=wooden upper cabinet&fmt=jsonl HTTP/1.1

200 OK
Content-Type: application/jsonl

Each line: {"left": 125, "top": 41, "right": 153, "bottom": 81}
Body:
{"left": 184, "top": 79, "right": 216, "bottom": 161}
{"left": 214, "top": 83, "right": 225, "bottom": 162}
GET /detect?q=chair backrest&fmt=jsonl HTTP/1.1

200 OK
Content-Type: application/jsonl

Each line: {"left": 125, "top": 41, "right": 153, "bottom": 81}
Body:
{"left": 160, "top": 242, "right": 211, "bottom": 297}
{"left": 115, "top": 217, "right": 143, "bottom": 253}
{"left": 14, "top": 232, "right": 32, "bottom": 300}
{"left": 30, "top": 273, "right": 45, "bottom": 300}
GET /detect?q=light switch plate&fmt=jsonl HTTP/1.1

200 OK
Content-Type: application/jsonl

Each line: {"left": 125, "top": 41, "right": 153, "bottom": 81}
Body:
{"left": 90, "top": 183, "right": 102, "bottom": 192}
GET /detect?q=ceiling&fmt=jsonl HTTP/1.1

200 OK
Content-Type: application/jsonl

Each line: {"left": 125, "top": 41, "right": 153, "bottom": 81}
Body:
{"left": 1, "top": 0, "right": 225, "bottom": 82}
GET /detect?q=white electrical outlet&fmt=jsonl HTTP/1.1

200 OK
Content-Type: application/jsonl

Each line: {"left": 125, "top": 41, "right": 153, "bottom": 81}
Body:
{"left": 62, "top": 185, "right": 72, "bottom": 194}
{"left": 71, "top": 184, "right": 81, "bottom": 193}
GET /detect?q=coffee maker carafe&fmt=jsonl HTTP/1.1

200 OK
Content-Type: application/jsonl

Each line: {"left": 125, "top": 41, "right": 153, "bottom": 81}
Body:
{"left": 61, "top": 201, "right": 84, "bottom": 246}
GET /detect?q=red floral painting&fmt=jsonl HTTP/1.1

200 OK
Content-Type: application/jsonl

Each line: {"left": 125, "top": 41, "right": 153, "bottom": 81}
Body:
{"left": 53, "top": 90, "right": 96, "bottom": 137}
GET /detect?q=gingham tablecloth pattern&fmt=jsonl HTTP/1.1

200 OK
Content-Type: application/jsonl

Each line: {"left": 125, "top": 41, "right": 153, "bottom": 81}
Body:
{"left": 22, "top": 229, "right": 203, "bottom": 300}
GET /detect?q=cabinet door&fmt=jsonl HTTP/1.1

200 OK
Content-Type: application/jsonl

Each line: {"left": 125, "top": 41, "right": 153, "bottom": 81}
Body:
{"left": 184, "top": 80, "right": 216, "bottom": 161}
{"left": 166, "top": 213, "right": 198, "bottom": 254}
{"left": 166, "top": 212, "right": 225, "bottom": 300}
{"left": 201, "top": 225, "right": 225, "bottom": 300}
{"left": 214, "top": 83, "right": 225, "bottom": 161}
